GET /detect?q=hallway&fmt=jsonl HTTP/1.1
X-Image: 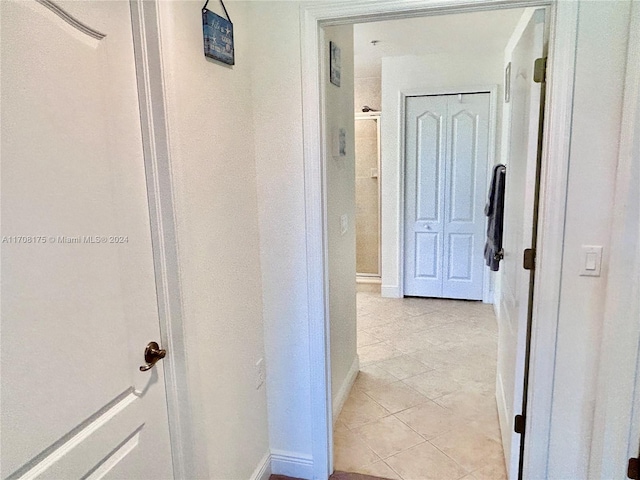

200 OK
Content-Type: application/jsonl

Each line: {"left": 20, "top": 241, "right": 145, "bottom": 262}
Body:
{"left": 334, "top": 290, "right": 507, "bottom": 480}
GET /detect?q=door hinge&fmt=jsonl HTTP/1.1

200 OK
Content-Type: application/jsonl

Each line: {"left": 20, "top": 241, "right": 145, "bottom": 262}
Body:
{"left": 514, "top": 414, "right": 526, "bottom": 434}
{"left": 534, "top": 57, "right": 547, "bottom": 84}
{"left": 523, "top": 248, "right": 536, "bottom": 271}
{"left": 629, "top": 457, "right": 639, "bottom": 479}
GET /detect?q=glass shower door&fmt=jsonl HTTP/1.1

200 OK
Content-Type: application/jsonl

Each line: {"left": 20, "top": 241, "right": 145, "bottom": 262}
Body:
{"left": 355, "top": 114, "right": 381, "bottom": 278}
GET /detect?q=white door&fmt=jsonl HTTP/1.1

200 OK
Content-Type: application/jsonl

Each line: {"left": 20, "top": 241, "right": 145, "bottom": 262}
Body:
{"left": 494, "top": 9, "right": 545, "bottom": 479}
{"left": 1, "top": 1, "right": 174, "bottom": 479}
{"left": 404, "top": 93, "right": 490, "bottom": 300}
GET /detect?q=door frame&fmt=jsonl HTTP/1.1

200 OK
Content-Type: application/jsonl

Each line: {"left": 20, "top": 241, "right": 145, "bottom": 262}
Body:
{"left": 129, "top": 1, "right": 198, "bottom": 478}
{"left": 354, "top": 111, "right": 382, "bottom": 280}
{"left": 398, "top": 86, "right": 498, "bottom": 303}
{"left": 300, "top": 1, "right": 579, "bottom": 478}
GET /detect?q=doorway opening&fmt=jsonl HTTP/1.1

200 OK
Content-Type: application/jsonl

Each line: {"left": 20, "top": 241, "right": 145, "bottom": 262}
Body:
{"left": 329, "top": 7, "right": 544, "bottom": 479}
{"left": 301, "top": 1, "right": 578, "bottom": 479}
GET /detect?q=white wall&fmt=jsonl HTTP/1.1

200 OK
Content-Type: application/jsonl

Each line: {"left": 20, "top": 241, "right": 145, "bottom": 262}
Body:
{"left": 546, "top": 1, "right": 632, "bottom": 477}
{"left": 589, "top": 3, "right": 640, "bottom": 475}
{"left": 354, "top": 76, "right": 381, "bottom": 111}
{"left": 380, "top": 53, "right": 504, "bottom": 297}
{"left": 247, "top": 2, "right": 314, "bottom": 472}
{"left": 323, "top": 25, "right": 359, "bottom": 419}
{"left": 189, "top": 1, "right": 634, "bottom": 476}
{"left": 156, "top": 1, "right": 270, "bottom": 478}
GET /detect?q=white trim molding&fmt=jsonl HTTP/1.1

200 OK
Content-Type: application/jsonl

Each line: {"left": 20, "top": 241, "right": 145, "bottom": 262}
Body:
{"left": 270, "top": 451, "right": 314, "bottom": 480}
{"left": 129, "top": 1, "right": 199, "bottom": 478}
{"left": 380, "top": 285, "right": 401, "bottom": 298}
{"left": 301, "top": 1, "right": 578, "bottom": 479}
{"left": 356, "top": 276, "right": 382, "bottom": 284}
{"left": 250, "top": 452, "right": 272, "bottom": 480}
{"left": 301, "top": 5, "right": 333, "bottom": 479}
{"left": 522, "top": 1, "right": 578, "bottom": 477}
{"left": 332, "top": 356, "right": 360, "bottom": 424}
{"left": 36, "top": 0, "right": 106, "bottom": 40}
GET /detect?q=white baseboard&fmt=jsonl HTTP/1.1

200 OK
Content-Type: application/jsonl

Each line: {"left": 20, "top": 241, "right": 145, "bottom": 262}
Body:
{"left": 270, "top": 450, "right": 314, "bottom": 479}
{"left": 356, "top": 276, "right": 381, "bottom": 284}
{"left": 483, "top": 283, "right": 494, "bottom": 304}
{"left": 496, "top": 373, "right": 511, "bottom": 475}
{"left": 493, "top": 299, "right": 502, "bottom": 334}
{"left": 332, "top": 355, "right": 359, "bottom": 424}
{"left": 250, "top": 451, "right": 272, "bottom": 480}
{"left": 381, "top": 285, "right": 401, "bottom": 298}
{"left": 493, "top": 294, "right": 502, "bottom": 320}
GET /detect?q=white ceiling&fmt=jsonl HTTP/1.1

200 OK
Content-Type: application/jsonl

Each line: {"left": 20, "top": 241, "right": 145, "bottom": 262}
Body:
{"left": 354, "top": 8, "right": 526, "bottom": 77}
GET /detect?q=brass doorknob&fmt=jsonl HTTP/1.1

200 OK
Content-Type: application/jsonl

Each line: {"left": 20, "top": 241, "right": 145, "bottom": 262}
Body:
{"left": 139, "top": 341, "right": 166, "bottom": 371}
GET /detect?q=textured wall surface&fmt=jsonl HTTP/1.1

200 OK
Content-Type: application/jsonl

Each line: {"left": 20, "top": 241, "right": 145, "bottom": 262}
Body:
{"left": 158, "top": 1, "right": 270, "bottom": 477}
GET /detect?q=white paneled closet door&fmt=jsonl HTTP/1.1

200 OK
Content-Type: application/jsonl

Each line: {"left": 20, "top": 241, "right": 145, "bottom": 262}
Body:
{"left": 404, "top": 93, "right": 490, "bottom": 300}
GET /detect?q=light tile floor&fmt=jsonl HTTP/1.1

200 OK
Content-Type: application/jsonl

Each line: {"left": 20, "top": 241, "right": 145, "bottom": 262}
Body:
{"left": 334, "top": 290, "right": 507, "bottom": 480}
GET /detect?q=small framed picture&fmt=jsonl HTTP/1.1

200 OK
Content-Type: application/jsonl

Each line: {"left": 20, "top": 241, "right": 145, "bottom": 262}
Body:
{"left": 330, "top": 41, "right": 341, "bottom": 87}
{"left": 202, "top": 7, "right": 234, "bottom": 65}
{"left": 505, "top": 62, "right": 511, "bottom": 103}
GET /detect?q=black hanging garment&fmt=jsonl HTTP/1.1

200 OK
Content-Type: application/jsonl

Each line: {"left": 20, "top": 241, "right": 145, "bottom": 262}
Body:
{"left": 484, "top": 164, "right": 506, "bottom": 271}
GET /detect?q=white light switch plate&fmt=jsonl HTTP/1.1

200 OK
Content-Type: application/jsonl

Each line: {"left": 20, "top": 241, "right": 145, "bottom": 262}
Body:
{"left": 579, "top": 245, "right": 603, "bottom": 277}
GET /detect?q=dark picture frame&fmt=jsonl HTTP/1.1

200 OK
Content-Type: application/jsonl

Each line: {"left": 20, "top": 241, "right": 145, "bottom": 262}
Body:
{"left": 330, "top": 41, "right": 341, "bottom": 87}
{"left": 202, "top": 7, "right": 234, "bottom": 65}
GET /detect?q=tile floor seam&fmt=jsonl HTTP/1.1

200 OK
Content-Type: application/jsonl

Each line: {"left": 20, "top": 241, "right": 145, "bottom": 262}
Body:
{"left": 333, "top": 426, "right": 383, "bottom": 470}
{"left": 350, "top": 420, "right": 426, "bottom": 464}
{"left": 391, "top": 412, "right": 433, "bottom": 442}
{"left": 358, "top": 388, "right": 392, "bottom": 411}
{"left": 376, "top": 438, "right": 428, "bottom": 462}
{"left": 380, "top": 458, "right": 405, "bottom": 480}
{"left": 381, "top": 438, "right": 427, "bottom": 462}
{"left": 337, "top": 291, "right": 506, "bottom": 479}
{"left": 399, "top": 378, "right": 462, "bottom": 402}
{"left": 424, "top": 438, "right": 473, "bottom": 477}
{"left": 355, "top": 438, "right": 383, "bottom": 467}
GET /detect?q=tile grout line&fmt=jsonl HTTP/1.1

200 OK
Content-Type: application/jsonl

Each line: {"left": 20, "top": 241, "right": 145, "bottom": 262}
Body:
{"left": 337, "top": 292, "right": 507, "bottom": 478}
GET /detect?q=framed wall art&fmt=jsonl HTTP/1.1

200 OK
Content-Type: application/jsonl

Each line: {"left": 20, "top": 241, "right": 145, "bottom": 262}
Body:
{"left": 330, "top": 41, "right": 341, "bottom": 87}
{"left": 202, "top": 0, "right": 234, "bottom": 65}
{"left": 504, "top": 62, "right": 511, "bottom": 103}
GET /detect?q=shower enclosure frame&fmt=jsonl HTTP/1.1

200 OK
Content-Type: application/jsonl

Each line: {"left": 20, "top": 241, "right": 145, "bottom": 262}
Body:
{"left": 355, "top": 110, "right": 382, "bottom": 281}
